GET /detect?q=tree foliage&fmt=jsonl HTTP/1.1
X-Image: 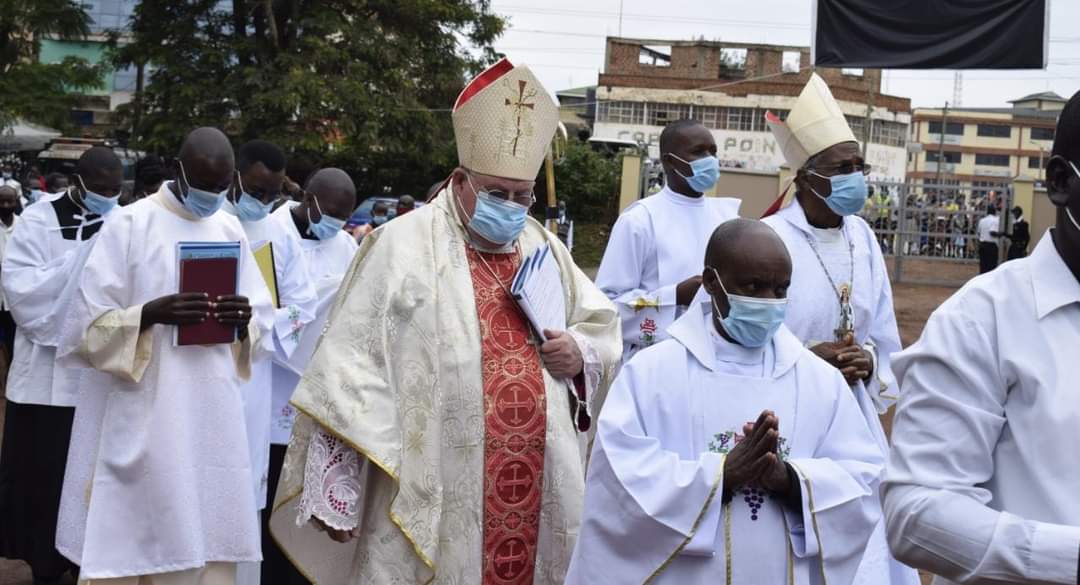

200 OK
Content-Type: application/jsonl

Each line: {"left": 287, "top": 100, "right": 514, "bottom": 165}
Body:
{"left": 117, "top": 0, "right": 505, "bottom": 196}
{"left": 0, "top": 0, "right": 103, "bottom": 131}
{"left": 550, "top": 139, "right": 620, "bottom": 225}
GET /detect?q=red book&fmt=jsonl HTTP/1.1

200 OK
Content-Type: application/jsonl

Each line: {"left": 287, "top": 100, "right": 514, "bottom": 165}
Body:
{"left": 177, "top": 257, "right": 238, "bottom": 346}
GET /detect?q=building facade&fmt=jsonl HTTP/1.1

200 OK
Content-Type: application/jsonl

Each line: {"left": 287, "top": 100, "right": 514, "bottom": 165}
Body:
{"left": 37, "top": 0, "right": 138, "bottom": 136}
{"left": 591, "top": 37, "right": 912, "bottom": 181}
{"left": 907, "top": 92, "right": 1063, "bottom": 189}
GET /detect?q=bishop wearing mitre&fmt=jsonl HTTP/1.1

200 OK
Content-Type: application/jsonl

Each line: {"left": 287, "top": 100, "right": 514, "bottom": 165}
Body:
{"left": 268, "top": 58, "right": 622, "bottom": 585}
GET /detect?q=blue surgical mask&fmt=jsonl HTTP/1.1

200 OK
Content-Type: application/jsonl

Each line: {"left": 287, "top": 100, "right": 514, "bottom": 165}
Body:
{"left": 808, "top": 170, "right": 868, "bottom": 216}
{"left": 466, "top": 176, "right": 530, "bottom": 245}
{"left": 234, "top": 191, "right": 273, "bottom": 223}
{"left": 710, "top": 268, "right": 787, "bottom": 348}
{"left": 669, "top": 154, "right": 721, "bottom": 193}
{"left": 77, "top": 175, "right": 119, "bottom": 216}
{"left": 307, "top": 196, "right": 345, "bottom": 240}
{"left": 178, "top": 161, "right": 227, "bottom": 218}
{"left": 372, "top": 215, "right": 388, "bottom": 226}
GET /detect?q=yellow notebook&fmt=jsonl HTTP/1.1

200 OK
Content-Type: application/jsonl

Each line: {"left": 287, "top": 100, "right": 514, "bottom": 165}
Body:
{"left": 253, "top": 241, "right": 280, "bottom": 308}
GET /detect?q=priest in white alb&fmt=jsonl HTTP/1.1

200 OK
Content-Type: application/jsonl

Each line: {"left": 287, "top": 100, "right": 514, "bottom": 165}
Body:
{"left": 268, "top": 58, "right": 622, "bottom": 584}
{"left": 264, "top": 167, "right": 358, "bottom": 585}
{"left": 222, "top": 139, "right": 319, "bottom": 585}
{"left": 55, "top": 127, "right": 274, "bottom": 584}
{"left": 568, "top": 219, "right": 883, "bottom": 584}
{"left": 596, "top": 119, "right": 740, "bottom": 361}
{"left": 761, "top": 73, "right": 918, "bottom": 584}
{"left": 0, "top": 147, "right": 124, "bottom": 585}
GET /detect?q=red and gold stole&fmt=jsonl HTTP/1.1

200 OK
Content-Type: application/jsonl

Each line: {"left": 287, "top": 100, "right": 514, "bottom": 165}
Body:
{"left": 466, "top": 247, "right": 547, "bottom": 585}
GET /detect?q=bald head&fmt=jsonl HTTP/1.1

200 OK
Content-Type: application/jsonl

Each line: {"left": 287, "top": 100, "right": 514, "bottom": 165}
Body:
{"left": 305, "top": 168, "right": 357, "bottom": 222}
{"left": 175, "top": 127, "right": 234, "bottom": 195}
{"left": 703, "top": 218, "right": 791, "bottom": 312}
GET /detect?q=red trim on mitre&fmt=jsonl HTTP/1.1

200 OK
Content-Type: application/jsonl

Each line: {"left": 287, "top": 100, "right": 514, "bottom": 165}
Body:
{"left": 764, "top": 110, "right": 782, "bottom": 125}
{"left": 454, "top": 58, "right": 515, "bottom": 111}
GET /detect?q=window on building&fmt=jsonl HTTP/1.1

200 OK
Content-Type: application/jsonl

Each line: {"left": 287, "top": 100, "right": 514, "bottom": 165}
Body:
{"left": 781, "top": 51, "right": 801, "bottom": 73}
{"left": 926, "top": 151, "right": 962, "bottom": 164}
{"left": 597, "top": 101, "right": 645, "bottom": 125}
{"left": 841, "top": 68, "right": 864, "bottom": 76}
{"left": 113, "top": 65, "right": 137, "bottom": 92}
{"left": 928, "top": 121, "right": 964, "bottom": 135}
{"left": 870, "top": 121, "right": 908, "bottom": 147}
{"left": 692, "top": 106, "right": 721, "bottom": 129}
{"left": 976, "top": 124, "right": 1011, "bottom": 138}
{"left": 720, "top": 48, "right": 747, "bottom": 70}
{"left": 1031, "top": 127, "right": 1055, "bottom": 140}
{"left": 725, "top": 107, "right": 755, "bottom": 131}
{"left": 1029, "top": 156, "right": 1044, "bottom": 169}
{"left": 975, "top": 153, "right": 1010, "bottom": 167}
{"left": 647, "top": 103, "right": 690, "bottom": 126}
{"left": 846, "top": 115, "right": 865, "bottom": 139}
{"left": 639, "top": 45, "right": 672, "bottom": 67}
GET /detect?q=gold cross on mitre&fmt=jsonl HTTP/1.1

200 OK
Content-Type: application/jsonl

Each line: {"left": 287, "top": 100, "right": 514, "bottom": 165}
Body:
{"left": 504, "top": 79, "right": 537, "bottom": 155}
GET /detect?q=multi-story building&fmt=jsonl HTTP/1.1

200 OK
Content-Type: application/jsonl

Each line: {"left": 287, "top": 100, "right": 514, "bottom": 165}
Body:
{"left": 37, "top": 0, "right": 138, "bottom": 136}
{"left": 591, "top": 37, "right": 912, "bottom": 181}
{"left": 907, "top": 92, "right": 1064, "bottom": 190}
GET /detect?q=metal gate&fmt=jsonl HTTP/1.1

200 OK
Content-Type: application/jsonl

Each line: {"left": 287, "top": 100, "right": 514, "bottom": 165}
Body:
{"left": 858, "top": 179, "right": 1014, "bottom": 286}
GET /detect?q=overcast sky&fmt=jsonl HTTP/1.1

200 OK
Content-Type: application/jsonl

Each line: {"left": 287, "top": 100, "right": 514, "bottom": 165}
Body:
{"left": 487, "top": 0, "right": 1080, "bottom": 109}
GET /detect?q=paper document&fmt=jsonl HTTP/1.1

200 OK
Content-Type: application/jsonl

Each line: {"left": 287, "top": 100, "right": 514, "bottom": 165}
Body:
{"left": 511, "top": 243, "right": 566, "bottom": 342}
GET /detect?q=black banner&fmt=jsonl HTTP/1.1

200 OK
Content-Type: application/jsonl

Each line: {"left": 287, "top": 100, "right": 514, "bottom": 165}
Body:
{"left": 813, "top": 0, "right": 1047, "bottom": 69}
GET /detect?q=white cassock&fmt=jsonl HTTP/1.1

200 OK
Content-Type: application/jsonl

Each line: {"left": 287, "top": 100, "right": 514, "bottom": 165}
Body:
{"left": 595, "top": 186, "right": 740, "bottom": 362}
{"left": 568, "top": 302, "right": 883, "bottom": 584}
{"left": 3, "top": 199, "right": 97, "bottom": 408}
{"left": 763, "top": 199, "right": 917, "bottom": 585}
{"left": 224, "top": 201, "right": 319, "bottom": 585}
{"left": 54, "top": 185, "right": 275, "bottom": 581}
{"left": 885, "top": 232, "right": 1080, "bottom": 585}
{"left": 267, "top": 201, "right": 357, "bottom": 446}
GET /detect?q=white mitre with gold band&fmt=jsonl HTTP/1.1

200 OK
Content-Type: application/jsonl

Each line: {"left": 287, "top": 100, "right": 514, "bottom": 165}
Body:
{"left": 766, "top": 72, "right": 857, "bottom": 170}
{"left": 452, "top": 57, "right": 559, "bottom": 181}
{"left": 761, "top": 72, "right": 858, "bottom": 216}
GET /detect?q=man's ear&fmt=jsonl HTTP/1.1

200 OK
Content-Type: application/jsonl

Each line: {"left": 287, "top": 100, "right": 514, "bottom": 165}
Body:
{"left": 702, "top": 266, "right": 719, "bottom": 296}
{"left": 1046, "top": 155, "right": 1075, "bottom": 207}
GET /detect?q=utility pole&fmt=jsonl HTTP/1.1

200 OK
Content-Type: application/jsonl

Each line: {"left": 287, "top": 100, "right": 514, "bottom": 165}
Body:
{"left": 863, "top": 71, "right": 876, "bottom": 155}
{"left": 935, "top": 101, "right": 949, "bottom": 186}
{"left": 618, "top": 0, "right": 624, "bottom": 36}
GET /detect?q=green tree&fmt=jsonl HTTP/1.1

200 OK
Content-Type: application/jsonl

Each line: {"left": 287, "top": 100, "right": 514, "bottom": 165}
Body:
{"left": 549, "top": 139, "right": 620, "bottom": 225}
{"left": 117, "top": 0, "right": 505, "bottom": 196}
{"left": 0, "top": 0, "right": 103, "bottom": 131}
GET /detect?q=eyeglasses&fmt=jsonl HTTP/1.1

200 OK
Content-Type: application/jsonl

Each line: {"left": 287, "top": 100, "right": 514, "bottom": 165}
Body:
{"left": 807, "top": 162, "right": 873, "bottom": 177}
{"left": 467, "top": 174, "right": 535, "bottom": 207}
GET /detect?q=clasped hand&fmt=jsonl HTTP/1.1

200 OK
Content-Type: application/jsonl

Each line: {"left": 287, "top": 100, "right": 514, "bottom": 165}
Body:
{"left": 722, "top": 410, "right": 790, "bottom": 497}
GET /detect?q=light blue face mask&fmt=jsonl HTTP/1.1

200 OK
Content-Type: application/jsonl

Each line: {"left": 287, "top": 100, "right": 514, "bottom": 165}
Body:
{"left": 709, "top": 267, "right": 787, "bottom": 348}
{"left": 234, "top": 192, "right": 273, "bottom": 222}
{"left": 307, "top": 196, "right": 346, "bottom": 240}
{"left": 372, "top": 215, "right": 388, "bottom": 226}
{"left": 669, "top": 153, "right": 721, "bottom": 193}
{"left": 231, "top": 174, "right": 274, "bottom": 222}
{"left": 466, "top": 175, "right": 531, "bottom": 245}
{"left": 77, "top": 175, "right": 119, "bottom": 216}
{"left": 808, "top": 169, "right": 868, "bottom": 216}
{"left": 178, "top": 161, "right": 227, "bottom": 218}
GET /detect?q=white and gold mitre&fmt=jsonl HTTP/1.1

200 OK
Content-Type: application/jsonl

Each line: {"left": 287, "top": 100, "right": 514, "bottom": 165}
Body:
{"left": 766, "top": 73, "right": 857, "bottom": 170}
{"left": 452, "top": 58, "right": 559, "bottom": 181}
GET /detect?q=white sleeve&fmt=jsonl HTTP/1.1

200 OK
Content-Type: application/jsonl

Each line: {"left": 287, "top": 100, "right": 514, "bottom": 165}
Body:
{"left": 865, "top": 229, "right": 903, "bottom": 412}
{"left": 884, "top": 304, "right": 1080, "bottom": 584}
{"left": 296, "top": 427, "right": 367, "bottom": 531}
{"left": 270, "top": 238, "right": 318, "bottom": 359}
{"left": 594, "top": 210, "right": 680, "bottom": 353}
